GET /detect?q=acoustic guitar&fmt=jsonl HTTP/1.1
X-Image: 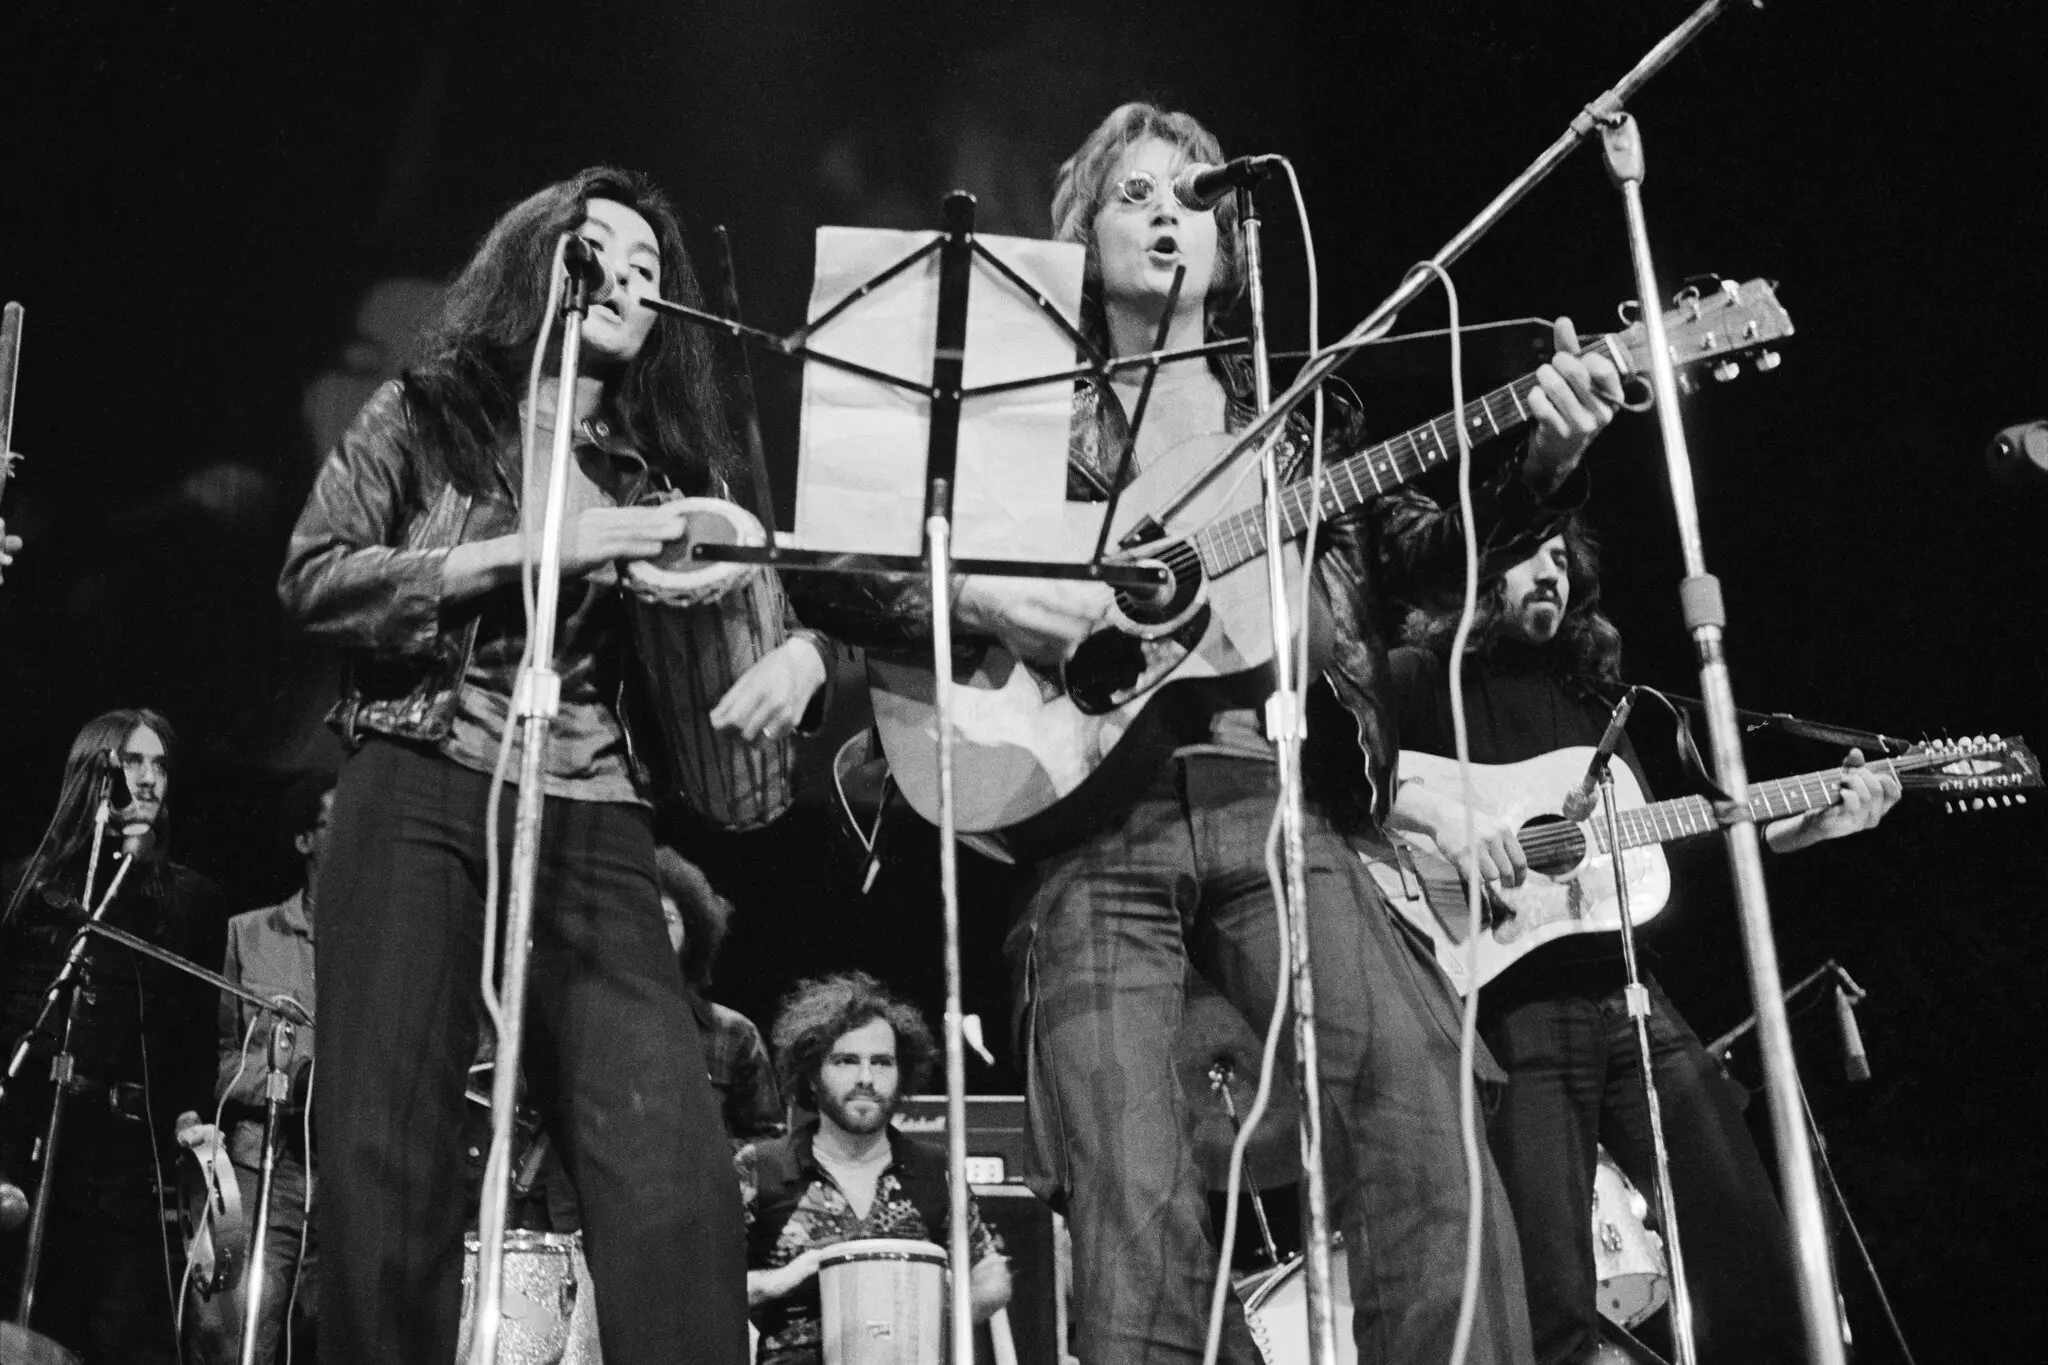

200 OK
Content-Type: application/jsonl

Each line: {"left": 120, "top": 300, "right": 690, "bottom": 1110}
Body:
{"left": 869, "top": 279, "right": 1796, "bottom": 851}
{"left": 1366, "top": 735, "right": 2039, "bottom": 994}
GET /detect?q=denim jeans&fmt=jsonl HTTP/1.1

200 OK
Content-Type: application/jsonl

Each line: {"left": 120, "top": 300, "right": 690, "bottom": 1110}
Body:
{"left": 314, "top": 738, "right": 747, "bottom": 1365}
{"left": 1010, "top": 755, "right": 1533, "bottom": 1365}
{"left": 1482, "top": 967, "right": 1802, "bottom": 1365}
{"left": 184, "top": 1152, "right": 314, "bottom": 1365}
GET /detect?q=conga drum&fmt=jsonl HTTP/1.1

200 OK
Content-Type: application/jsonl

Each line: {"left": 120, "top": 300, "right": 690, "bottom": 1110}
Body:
{"left": 455, "top": 1229, "right": 603, "bottom": 1364}
{"left": 621, "top": 495, "right": 797, "bottom": 831}
{"left": 816, "top": 1238, "right": 947, "bottom": 1365}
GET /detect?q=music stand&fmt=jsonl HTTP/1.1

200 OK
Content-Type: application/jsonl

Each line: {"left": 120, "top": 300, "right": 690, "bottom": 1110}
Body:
{"left": 647, "top": 191, "right": 1232, "bottom": 1363}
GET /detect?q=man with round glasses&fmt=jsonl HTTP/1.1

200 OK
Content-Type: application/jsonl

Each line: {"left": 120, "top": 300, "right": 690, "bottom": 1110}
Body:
{"left": 799, "top": 102, "right": 1624, "bottom": 1363}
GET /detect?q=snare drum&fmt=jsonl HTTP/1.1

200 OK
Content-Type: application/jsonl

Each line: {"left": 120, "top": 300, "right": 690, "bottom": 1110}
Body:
{"left": 1238, "top": 1244, "right": 1354, "bottom": 1365}
{"left": 1592, "top": 1146, "right": 1669, "bottom": 1329}
{"left": 455, "top": 1230, "right": 603, "bottom": 1365}
{"left": 816, "top": 1238, "right": 947, "bottom": 1365}
{"left": 621, "top": 495, "right": 796, "bottom": 831}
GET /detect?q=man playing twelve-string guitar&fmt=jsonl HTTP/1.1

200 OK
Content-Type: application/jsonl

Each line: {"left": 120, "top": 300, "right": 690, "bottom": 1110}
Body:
{"left": 1386, "top": 515, "right": 1899, "bottom": 1364}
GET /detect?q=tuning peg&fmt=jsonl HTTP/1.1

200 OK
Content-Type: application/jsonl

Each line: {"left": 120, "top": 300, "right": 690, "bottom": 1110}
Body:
{"left": 1755, "top": 350, "right": 1782, "bottom": 372}
{"left": 1677, "top": 371, "right": 1698, "bottom": 396}
{"left": 1711, "top": 361, "right": 1741, "bottom": 383}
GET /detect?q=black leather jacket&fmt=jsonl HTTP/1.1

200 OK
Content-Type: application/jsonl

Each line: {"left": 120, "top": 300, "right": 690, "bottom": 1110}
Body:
{"left": 280, "top": 380, "right": 832, "bottom": 772}
{"left": 792, "top": 359, "right": 1582, "bottom": 827}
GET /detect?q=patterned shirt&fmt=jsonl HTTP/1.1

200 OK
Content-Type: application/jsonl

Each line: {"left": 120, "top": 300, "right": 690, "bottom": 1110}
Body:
{"left": 736, "top": 1120, "right": 1002, "bottom": 1365}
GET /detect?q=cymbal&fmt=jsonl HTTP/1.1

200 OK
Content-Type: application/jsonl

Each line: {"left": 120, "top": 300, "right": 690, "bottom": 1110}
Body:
{"left": 1173, "top": 973, "right": 1300, "bottom": 1193}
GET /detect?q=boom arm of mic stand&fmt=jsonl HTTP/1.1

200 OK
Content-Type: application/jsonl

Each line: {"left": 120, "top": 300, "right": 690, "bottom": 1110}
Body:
{"left": 1207, "top": 0, "right": 1749, "bottom": 479}
{"left": 79, "top": 921, "right": 312, "bottom": 1025}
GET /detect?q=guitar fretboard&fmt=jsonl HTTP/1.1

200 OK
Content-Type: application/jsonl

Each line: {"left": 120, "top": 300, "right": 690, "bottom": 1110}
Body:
{"left": 1587, "top": 754, "right": 1937, "bottom": 853}
{"left": 1187, "top": 335, "right": 1626, "bottom": 576}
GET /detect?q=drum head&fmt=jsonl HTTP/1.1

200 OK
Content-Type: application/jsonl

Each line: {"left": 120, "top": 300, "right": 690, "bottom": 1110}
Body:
{"left": 818, "top": 1237, "right": 949, "bottom": 1270}
{"left": 626, "top": 495, "right": 765, "bottom": 605}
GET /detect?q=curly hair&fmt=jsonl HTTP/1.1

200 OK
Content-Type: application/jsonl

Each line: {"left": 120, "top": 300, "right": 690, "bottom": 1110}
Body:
{"left": 401, "top": 165, "right": 738, "bottom": 499}
{"left": 1400, "top": 511, "right": 1624, "bottom": 699}
{"left": 1050, "top": 101, "right": 1247, "bottom": 351}
{"left": 653, "top": 845, "right": 732, "bottom": 990}
{"left": 770, "top": 971, "right": 937, "bottom": 1110}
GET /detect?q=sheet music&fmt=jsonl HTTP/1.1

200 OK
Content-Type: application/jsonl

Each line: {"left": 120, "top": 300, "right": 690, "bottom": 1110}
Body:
{"left": 793, "top": 227, "right": 1088, "bottom": 560}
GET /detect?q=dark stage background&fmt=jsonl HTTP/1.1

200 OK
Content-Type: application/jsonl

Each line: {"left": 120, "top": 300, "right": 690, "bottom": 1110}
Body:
{"left": 4, "top": 2, "right": 2042, "bottom": 1357}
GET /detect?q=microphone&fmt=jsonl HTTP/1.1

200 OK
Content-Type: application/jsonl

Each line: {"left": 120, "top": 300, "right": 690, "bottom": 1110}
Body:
{"left": 1986, "top": 420, "right": 2048, "bottom": 485}
{"left": 1171, "top": 155, "right": 1284, "bottom": 212}
{"left": 1560, "top": 687, "right": 1639, "bottom": 823}
{"left": 97, "top": 748, "right": 134, "bottom": 813}
{"left": 561, "top": 236, "right": 618, "bottom": 307}
{"left": 1833, "top": 973, "right": 1871, "bottom": 1083}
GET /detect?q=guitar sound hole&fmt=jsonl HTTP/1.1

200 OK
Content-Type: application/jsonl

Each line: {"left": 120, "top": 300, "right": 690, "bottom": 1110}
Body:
{"left": 1064, "top": 630, "right": 1147, "bottom": 715}
{"left": 1519, "top": 815, "right": 1588, "bottom": 877}
{"left": 1113, "top": 541, "right": 1204, "bottom": 630}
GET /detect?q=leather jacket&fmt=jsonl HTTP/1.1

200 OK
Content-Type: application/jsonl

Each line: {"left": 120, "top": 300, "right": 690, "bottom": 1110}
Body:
{"left": 790, "top": 358, "right": 1582, "bottom": 828}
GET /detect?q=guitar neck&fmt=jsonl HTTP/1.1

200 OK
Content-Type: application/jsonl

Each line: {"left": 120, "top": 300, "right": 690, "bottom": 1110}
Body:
{"left": 1587, "top": 752, "right": 1939, "bottom": 853}
{"left": 1190, "top": 334, "right": 1625, "bottom": 576}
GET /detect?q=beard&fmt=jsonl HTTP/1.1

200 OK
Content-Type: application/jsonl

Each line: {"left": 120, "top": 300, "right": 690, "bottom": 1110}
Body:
{"left": 817, "top": 1083, "right": 896, "bottom": 1137}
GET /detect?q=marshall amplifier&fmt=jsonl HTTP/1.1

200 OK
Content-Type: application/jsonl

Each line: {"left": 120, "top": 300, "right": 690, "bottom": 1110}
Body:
{"left": 890, "top": 1094, "right": 1032, "bottom": 1186}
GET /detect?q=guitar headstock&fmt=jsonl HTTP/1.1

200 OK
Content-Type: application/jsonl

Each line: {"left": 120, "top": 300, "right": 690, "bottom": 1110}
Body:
{"left": 1899, "top": 734, "right": 2040, "bottom": 812}
{"left": 1613, "top": 277, "right": 1795, "bottom": 391}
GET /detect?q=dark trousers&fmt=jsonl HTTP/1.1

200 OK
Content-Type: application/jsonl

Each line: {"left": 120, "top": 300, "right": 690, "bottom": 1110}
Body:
{"left": 0, "top": 1104, "right": 180, "bottom": 1365}
{"left": 316, "top": 738, "right": 747, "bottom": 1365}
{"left": 1010, "top": 756, "right": 1533, "bottom": 1365}
{"left": 1482, "top": 970, "right": 1802, "bottom": 1365}
{"left": 184, "top": 1150, "right": 314, "bottom": 1365}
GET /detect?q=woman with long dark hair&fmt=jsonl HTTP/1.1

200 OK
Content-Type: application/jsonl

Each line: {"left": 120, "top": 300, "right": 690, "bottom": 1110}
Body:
{"left": 1, "top": 707, "right": 222, "bottom": 1364}
{"left": 279, "top": 167, "right": 817, "bottom": 1363}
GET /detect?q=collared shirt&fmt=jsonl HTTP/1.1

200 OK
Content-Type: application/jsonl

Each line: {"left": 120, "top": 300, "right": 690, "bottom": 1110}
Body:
{"left": 737, "top": 1120, "right": 1002, "bottom": 1365}
{"left": 217, "top": 888, "right": 317, "bottom": 1169}
{"left": 689, "top": 986, "right": 786, "bottom": 1148}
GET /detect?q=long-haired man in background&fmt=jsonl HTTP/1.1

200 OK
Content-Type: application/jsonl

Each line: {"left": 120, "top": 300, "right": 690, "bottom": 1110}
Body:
{"left": 1387, "top": 516, "right": 1899, "bottom": 1362}
{"left": 1, "top": 708, "right": 224, "bottom": 1364}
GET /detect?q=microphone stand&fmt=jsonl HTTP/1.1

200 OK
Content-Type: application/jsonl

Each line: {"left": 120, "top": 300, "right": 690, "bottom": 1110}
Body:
{"left": 239, "top": 1017, "right": 295, "bottom": 1365}
{"left": 1234, "top": 177, "right": 1340, "bottom": 1365}
{"left": 1598, "top": 108, "right": 1845, "bottom": 1363}
{"left": 6, "top": 847, "right": 137, "bottom": 1327}
{"left": 469, "top": 248, "right": 595, "bottom": 1365}
{"left": 1593, "top": 766, "right": 1697, "bottom": 1365}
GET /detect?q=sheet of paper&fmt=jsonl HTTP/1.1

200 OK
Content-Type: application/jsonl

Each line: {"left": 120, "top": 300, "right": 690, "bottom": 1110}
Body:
{"left": 794, "top": 226, "right": 1088, "bottom": 560}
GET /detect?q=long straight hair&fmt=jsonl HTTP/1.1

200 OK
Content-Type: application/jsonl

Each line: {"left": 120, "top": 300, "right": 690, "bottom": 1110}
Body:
{"left": 42, "top": 708, "right": 178, "bottom": 903}
{"left": 402, "top": 166, "right": 739, "bottom": 498}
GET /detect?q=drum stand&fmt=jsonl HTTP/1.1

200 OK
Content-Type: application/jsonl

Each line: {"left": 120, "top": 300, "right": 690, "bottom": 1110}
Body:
{"left": 1210, "top": 1060, "right": 1283, "bottom": 1269}
{"left": 1593, "top": 766, "right": 1698, "bottom": 1365}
